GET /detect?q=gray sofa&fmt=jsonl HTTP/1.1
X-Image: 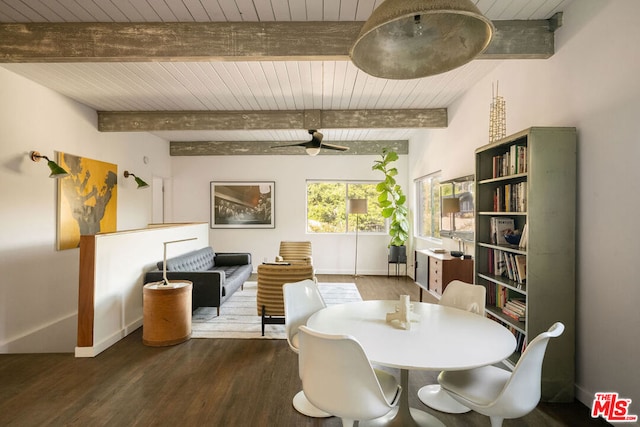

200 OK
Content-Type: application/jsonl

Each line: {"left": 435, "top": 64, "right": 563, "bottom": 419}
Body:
{"left": 144, "top": 246, "right": 252, "bottom": 315}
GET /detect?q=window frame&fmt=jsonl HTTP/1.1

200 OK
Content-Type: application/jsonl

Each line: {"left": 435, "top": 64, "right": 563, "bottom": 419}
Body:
{"left": 414, "top": 171, "right": 442, "bottom": 241}
{"left": 306, "top": 180, "right": 388, "bottom": 235}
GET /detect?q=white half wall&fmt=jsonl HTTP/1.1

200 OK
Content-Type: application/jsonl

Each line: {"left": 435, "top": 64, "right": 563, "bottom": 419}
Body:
{"left": 408, "top": 0, "right": 640, "bottom": 412}
{"left": 75, "top": 223, "right": 208, "bottom": 357}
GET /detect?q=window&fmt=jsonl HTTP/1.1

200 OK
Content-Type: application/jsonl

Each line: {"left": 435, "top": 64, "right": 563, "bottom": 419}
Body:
{"left": 439, "top": 175, "right": 475, "bottom": 241}
{"left": 306, "top": 181, "right": 385, "bottom": 233}
{"left": 415, "top": 172, "right": 442, "bottom": 239}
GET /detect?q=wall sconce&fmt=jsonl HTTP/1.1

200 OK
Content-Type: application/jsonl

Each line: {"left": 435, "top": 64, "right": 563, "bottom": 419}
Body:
{"left": 124, "top": 171, "right": 149, "bottom": 189}
{"left": 30, "top": 151, "right": 69, "bottom": 178}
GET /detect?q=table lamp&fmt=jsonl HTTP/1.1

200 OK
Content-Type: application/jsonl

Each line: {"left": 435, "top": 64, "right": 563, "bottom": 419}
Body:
{"left": 161, "top": 237, "right": 197, "bottom": 286}
{"left": 442, "top": 197, "right": 463, "bottom": 257}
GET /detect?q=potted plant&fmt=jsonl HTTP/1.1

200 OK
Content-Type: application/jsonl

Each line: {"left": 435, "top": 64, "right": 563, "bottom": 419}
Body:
{"left": 372, "top": 148, "right": 409, "bottom": 263}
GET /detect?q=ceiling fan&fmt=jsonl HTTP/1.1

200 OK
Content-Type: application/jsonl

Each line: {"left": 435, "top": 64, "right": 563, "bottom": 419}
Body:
{"left": 271, "top": 130, "right": 349, "bottom": 156}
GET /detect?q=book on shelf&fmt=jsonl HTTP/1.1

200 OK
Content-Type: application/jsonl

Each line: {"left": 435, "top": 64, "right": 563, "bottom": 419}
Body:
{"left": 491, "top": 144, "right": 527, "bottom": 179}
{"left": 502, "top": 306, "right": 525, "bottom": 322}
{"left": 487, "top": 248, "right": 526, "bottom": 284}
{"left": 493, "top": 182, "right": 527, "bottom": 212}
{"left": 514, "top": 255, "right": 526, "bottom": 282}
{"left": 504, "top": 299, "right": 526, "bottom": 321}
{"left": 491, "top": 217, "right": 515, "bottom": 245}
{"left": 518, "top": 223, "right": 528, "bottom": 249}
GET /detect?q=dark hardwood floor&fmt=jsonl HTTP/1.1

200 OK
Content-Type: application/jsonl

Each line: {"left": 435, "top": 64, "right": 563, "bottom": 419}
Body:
{"left": 0, "top": 275, "right": 607, "bottom": 426}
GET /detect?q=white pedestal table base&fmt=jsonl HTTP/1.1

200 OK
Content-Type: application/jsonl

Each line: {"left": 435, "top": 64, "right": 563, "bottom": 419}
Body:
{"left": 360, "top": 370, "right": 445, "bottom": 427}
{"left": 417, "top": 384, "right": 471, "bottom": 414}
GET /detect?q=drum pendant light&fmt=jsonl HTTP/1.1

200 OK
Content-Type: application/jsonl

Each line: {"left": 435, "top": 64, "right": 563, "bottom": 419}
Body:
{"left": 350, "top": 0, "right": 494, "bottom": 79}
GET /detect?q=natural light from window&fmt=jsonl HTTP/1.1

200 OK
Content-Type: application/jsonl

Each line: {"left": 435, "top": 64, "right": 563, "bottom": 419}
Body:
{"left": 306, "top": 181, "right": 386, "bottom": 233}
{"left": 415, "top": 172, "right": 442, "bottom": 239}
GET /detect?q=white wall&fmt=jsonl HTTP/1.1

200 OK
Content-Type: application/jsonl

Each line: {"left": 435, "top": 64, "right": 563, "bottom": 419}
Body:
{"left": 0, "top": 67, "right": 171, "bottom": 353}
{"left": 408, "top": 0, "right": 640, "bottom": 411}
{"left": 169, "top": 154, "right": 408, "bottom": 275}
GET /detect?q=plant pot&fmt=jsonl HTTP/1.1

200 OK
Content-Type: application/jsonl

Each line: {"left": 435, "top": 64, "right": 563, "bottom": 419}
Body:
{"left": 388, "top": 245, "right": 407, "bottom": 263}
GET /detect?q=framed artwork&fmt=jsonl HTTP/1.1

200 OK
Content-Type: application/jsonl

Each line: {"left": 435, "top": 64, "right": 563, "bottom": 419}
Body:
{"left": 56, "top": 152, "right": 118, "bottom": 250}
{"left": 210, "top": 181, "right": 275, "bottom": 228}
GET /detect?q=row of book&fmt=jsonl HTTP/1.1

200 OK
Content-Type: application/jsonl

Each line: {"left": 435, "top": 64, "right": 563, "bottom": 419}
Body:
{"left": 486, "top": 311, "right": 528, "bottom": 354}
{"left": 502, "top": 298, "right": 526, "bottom": 322}
{"left": 491, "top": 143, "right": 528, "bottom": 178}
{"left": 488, "top": 249, "right": 527, "bottom": 283}
{"left": 493, "top": 181, "right": 527, "bottom": 212}
{"left": 486, "top": 282, "right": 510, "bottom": 308}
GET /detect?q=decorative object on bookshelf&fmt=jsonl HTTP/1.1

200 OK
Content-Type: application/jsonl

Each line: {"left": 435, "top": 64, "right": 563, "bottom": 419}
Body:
{"left": 489, "top": 81, "right": 506, "bottom": 143}
{"left": 504, "top": 230, "right": 522, "bottom": 246}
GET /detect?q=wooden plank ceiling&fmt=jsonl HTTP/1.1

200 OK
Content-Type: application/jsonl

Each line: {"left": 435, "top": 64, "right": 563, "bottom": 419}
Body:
{"left": 0, "top": 0, "right": 574, "bottom": 155}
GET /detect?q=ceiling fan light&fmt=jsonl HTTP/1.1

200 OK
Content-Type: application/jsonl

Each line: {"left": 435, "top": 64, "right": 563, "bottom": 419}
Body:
{"left": 305, "top": 146, "right": 321, "bottom": 156}
{"left": 350, "top": 0, "right": 494, "bottom": 79}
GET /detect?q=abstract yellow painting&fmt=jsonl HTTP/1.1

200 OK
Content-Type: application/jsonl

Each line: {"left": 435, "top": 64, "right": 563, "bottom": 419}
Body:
{"left": 56, "top": 153, "right": 117, "bottom": 250}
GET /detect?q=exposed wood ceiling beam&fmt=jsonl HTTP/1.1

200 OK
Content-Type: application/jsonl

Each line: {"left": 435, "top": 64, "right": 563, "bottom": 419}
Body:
{"left": 170, "top": 140, "right": 409, "bottom": 156}
{"left": 97, "top": 109, "right": 448, "bottom": 132}
{"left": 0, "top": 18, "right": 558, "bottom": 63}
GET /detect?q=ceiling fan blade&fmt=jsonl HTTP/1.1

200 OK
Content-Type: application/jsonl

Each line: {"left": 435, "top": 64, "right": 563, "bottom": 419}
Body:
{"left": 270, "top": 142, "right": 307, "bottom": 149}
{"left": 321, "top": 142, "right": 349, "bottom": 151}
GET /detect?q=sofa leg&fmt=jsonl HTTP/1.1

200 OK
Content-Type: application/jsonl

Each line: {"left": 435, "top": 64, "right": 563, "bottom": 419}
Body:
{"left": 217, "top": 306, "right": 220, "bottom": 316}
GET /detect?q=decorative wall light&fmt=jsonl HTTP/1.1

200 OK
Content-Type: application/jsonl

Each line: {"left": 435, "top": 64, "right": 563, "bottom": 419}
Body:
{"left": 350, "top": 0, "right": 494, "bottom": 79}
{"left": 124, "top": 171, "right": 149, "bottom": 189}
{"left": 30, "top": 151, "right": 69, "bottom": 178}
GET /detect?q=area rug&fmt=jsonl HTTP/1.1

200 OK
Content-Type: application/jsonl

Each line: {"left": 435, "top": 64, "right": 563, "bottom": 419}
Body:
{"left": 191, "top": 282, "right": 363, "bottom": 339}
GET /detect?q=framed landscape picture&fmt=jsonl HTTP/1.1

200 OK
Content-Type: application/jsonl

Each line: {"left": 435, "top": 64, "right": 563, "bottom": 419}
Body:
{"left": 210, "top": 181, "right": 275, "bottom": 228}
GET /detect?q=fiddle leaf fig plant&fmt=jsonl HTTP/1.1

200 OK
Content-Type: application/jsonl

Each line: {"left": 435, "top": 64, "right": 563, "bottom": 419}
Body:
{"left": 372, "top": 148, "right": 409, "bottom": 247}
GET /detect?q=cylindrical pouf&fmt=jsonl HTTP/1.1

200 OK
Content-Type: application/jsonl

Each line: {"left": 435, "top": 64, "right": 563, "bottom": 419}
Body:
{"left": 143, "top": 280, "right": 192, "bottom": 347}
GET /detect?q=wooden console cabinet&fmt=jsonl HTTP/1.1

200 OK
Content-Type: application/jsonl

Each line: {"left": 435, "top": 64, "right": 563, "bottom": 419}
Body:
{"left": 414, "top": 249, "right": 473, "bottom": 301}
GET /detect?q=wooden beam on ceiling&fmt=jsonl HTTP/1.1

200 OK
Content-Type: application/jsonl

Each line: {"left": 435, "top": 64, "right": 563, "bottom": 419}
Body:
{"left": 170, "top": 140, "right": 409, "bottom": 156}
{"left": 97, "top": 109, "right": 448, "bottom": 132}
{"left": 0, "top": 19, "right": 557, "bottom": 63}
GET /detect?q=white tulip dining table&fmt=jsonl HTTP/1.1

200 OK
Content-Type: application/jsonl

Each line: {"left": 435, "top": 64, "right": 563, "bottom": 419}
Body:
{"left": 306, "top": 300, "right": 516, "bottom": 427}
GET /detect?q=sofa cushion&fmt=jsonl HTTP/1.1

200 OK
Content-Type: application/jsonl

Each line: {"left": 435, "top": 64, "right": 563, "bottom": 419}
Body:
{"left": 159, "top": 247, "right": 215, "bottom": 271}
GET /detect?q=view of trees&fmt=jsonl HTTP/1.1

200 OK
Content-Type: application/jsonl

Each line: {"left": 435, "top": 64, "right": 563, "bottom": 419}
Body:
{"left": 416, "top": 174, "right": 441, "bottom": 239}
{"left": 307, "top": 182, "right": 386, "bottom": 233}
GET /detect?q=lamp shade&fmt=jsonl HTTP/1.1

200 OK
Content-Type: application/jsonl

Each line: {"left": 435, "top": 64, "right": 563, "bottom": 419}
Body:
{"left": 305, "top": 146, "right": 321, "bottom": 156}
{"left": 442, "top": 197, "right": 461, "bottom": 215}
{"left": 45, "top": 159, "right": 70, "bottom": 178}
{"left": 347, "top": 198, "right": 368, "bottom": 215}
{"left": 124, "top": 170, "right": 149, "bottom": 189}
{"left": 350, "top": 0, "right": 494, "bottom": 79}
{"left": 133, "top": 176, "right": 149, "bottom": 189}
{"left": 30, "top": 151, "right": 69, "bottom": 178}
